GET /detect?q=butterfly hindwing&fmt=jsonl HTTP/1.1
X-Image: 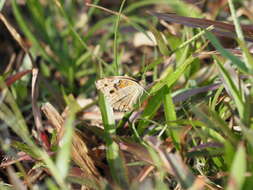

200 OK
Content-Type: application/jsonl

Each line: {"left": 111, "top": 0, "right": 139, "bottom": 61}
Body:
{"left": 111, "top": 85, "right": 142, "bottom": 111}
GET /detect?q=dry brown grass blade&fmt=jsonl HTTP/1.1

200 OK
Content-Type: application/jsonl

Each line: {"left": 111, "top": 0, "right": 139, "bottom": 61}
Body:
{"left": 86, "top": 3, "right": 130, "bottom": 22}
{"left": 188, "top": 176, "right": 213, "bottom": 190}
{"left": 25, "top": 168, "right": 44, "bottom": 186}
{"left": 31, "top": 68, "right": 50, "bottom": 149}
{"left": 135, "top": 165, "right": 155, "bottom": 182}
{"left": 71, "top": 130, "right": 101, "bottom": 179}
{"left": 193, "top": 48, "right": 253, "bottom": 58}
{"left": 4, "top": 53, "right": 17, "bottom": 74}
{"left": 0, "top": 13, "right": 35, "bottom": 67}
{"left": 0, "top": 13, "right": 29, "bottom": 52}
{"left": 7, "top": 166, "right": 27, "bottom": 190}
{"left": 118, "top": 141, "right": 153, "bottom": 164}
{"left": 149, "top": 12, "right": 253, "bottom": 42}
{"left": 41, "top": 102, "right": 101, "bottom": 181}
{"left": 31, "top": 69, "right": 41, "bottom": 129}
{"left": 4, "top": 69, "right": 32, "bottom": 87}
{"left": 41, "top": 102, "right": 65, "bottom": 143}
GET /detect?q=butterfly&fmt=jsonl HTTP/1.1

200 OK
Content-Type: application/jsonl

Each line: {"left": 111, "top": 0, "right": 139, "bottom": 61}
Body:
{"left": 95, "top": 76, "right": 145, "bottom": 112}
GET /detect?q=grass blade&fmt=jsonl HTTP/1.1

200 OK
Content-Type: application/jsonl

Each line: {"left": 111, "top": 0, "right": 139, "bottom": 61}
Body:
{"left": 215, "top": 57, "right": 245, "bottom": 121}
{"left": 0, "top": 0, "right": 6, "bottom": 11}
{"left": 113, "top": 0, "right": 126, "bottom": 74}
{"left": 150, "top": 56, "right": 196, "bottom": 94}
{"left": 228, "top": 0, "right": 253, "bottom": 70}
{"left": 163, "top": 88, "right": 180, "bottom": 149}
{"left": 205, "top": 31, "right": 251, "bottom": 74}
{"left": 98, "top": 92, "right": 129, "bottom": 188}
{"left": 56, "top": 113, "right": 75, "bottom": 179}
{"left": 226, "top": 143, "right": 246, "bottom": 190}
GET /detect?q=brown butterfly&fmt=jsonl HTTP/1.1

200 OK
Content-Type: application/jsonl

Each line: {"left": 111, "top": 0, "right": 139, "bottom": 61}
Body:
{"left": 95, "top": 76, "right": 145, "bottom": 111}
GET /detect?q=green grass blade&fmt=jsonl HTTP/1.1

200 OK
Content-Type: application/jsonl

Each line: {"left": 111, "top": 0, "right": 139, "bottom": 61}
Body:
{"left": 56, "top": 113, "right": 75, "bottom": 179}
{"left": 0, "top": 0, "right": 6, "bottom": 11}
{"left": 192, "top": 106, "right": 237, "bottom": 145}
{"left": 228, "top": 0, "right": 253, "bottom": 70}
{"left": 149, "top": 25, "right": 170, "bottom": 56}
{"left": 205, "top": 31, "right": 251, "bottom": 74}
{"left": 137, "top": 87, "right": 164, "bottom": 134}
{"left": 215, "top": 57, "right": 245, "bottom": 120}
{"left": 98, "top": 92, "right": 129, "bottom": 188}
{"left": 146, "top": 145, "right": 168, "bottom": 189}
{"left": 11, "top": 0, "right": 55, "bottom": 63}
{"left": 226, "top": 143, "right": 246, "bottom": 190}
{"left": 150, "top": 56, "right": 196, "bottom": 94}
{"left": 163, "top": 88, "right": 180, "bottom": 149}
{"left": 113, "top": 0, "right": 126, "bottom": 75}
{"left": 55, "top": 97, "right": 81, "bottom": 179}
{"left": 52, "top": 0, "right": 89, "bottom": 51}
{"left": 0, "top": 182, "right": 13, "bottom": 190}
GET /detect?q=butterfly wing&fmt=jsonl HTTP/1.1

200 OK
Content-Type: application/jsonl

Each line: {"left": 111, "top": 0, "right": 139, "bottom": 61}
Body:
{"left": 95, "top": 78, "right": 118, "bottom": 96}
{"left": 95, "top": 77, "right": 144, "bottom": 111}
{"left": 111, "top": 85, "right": 143, "bottom": 111}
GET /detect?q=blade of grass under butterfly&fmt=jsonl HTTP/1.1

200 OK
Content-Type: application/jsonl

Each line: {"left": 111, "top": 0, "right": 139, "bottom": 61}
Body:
{"left": 98, "top": 93, "right": 129, "bottom": 188}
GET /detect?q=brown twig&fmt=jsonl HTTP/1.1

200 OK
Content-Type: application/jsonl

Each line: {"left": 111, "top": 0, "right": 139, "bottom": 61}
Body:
{"left": 86, "top": 3, "right": 130, "bottom": 22}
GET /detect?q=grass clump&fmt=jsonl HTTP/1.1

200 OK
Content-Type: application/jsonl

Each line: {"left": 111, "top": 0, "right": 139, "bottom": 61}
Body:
{"left": 1, "top": 0, "right": 253, "bottom": 189}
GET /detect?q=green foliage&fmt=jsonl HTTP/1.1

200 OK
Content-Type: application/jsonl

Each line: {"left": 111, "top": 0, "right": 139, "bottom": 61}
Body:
{"left": 1, "top": 0, "right": 253, "bottom": 189}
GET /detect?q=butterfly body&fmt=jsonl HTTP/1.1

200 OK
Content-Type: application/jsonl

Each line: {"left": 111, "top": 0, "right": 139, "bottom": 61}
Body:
{"left": 95, "top": 76, "right": 145, "bottom": 111}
